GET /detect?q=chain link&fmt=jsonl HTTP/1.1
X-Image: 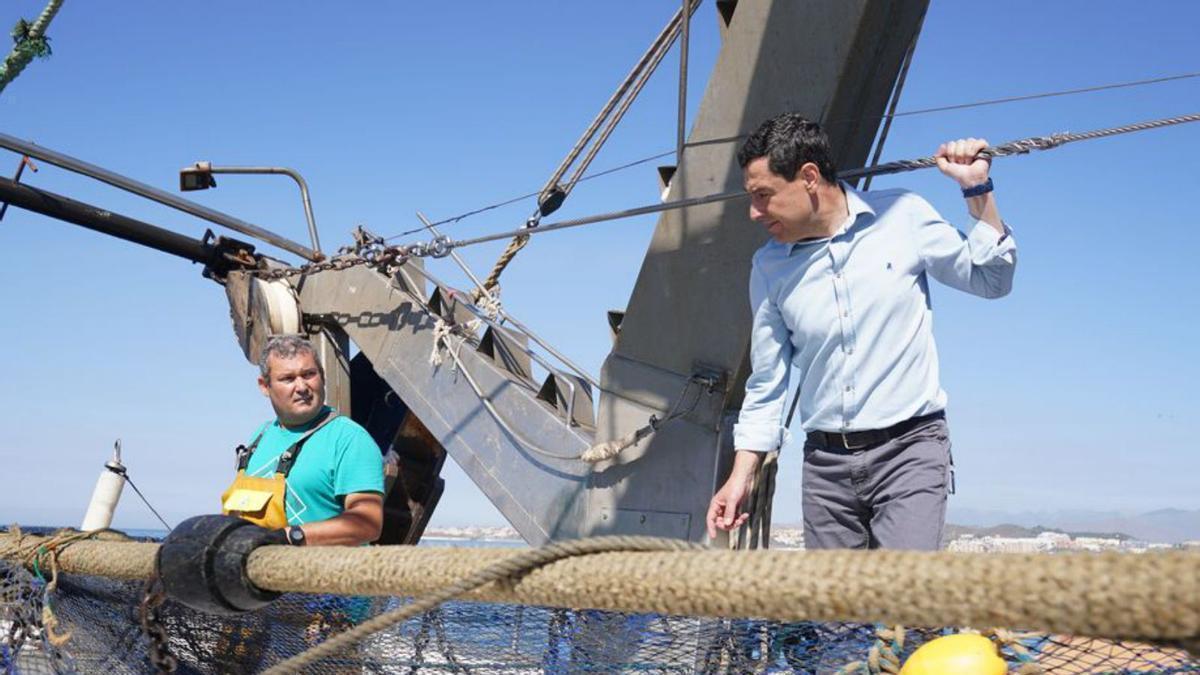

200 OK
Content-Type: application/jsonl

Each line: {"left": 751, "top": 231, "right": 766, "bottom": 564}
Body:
{"left": 253, "top": 252, "right": 376, "bottom": 281}
{"left": 249, "top": 229, "right": 452, "bottom": 281}
{"left": 139, "top": 575, "right": 178, "bottom": 673}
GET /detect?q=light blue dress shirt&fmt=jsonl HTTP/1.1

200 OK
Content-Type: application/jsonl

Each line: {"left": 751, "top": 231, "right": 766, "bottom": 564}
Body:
{"left": 732, "top": 184, "right": 1016, "bottom": 451}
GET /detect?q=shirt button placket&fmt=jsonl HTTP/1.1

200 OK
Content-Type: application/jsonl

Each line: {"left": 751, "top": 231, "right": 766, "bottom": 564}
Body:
{"left": 831, "top": 243, "right": 856, "bottom": 424}
{"left": 835, "top": 289, "right": 849, "bottom": 423}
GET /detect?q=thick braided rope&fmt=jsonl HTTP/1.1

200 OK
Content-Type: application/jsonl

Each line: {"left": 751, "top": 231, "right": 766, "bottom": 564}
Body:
{"left": 0, "top": 531, "right": 156, "bottom": 579}
{"left": 480, "top": 233, "right": 528, "bottom": 292}
{"left": 0, "top": 526, "right": 125, "bottom": 570}
{"left": 262, "top": 535, "right": 701, "bottom": 674}
{"left": 0, "top": 0, "right": 65, "bottom": 94}
{"left": 476, "top": 4, "right": 690, "bottom": 293}
{"left": 2, "top": 532, "right": 1199, "bottom": 654}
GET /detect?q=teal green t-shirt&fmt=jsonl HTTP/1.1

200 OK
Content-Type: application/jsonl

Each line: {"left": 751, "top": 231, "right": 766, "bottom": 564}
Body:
{"left": 243, "top": 407, "right": 384, "bottom": 526}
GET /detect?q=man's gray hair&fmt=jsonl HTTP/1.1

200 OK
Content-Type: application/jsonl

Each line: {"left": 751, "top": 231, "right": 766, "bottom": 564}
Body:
{"left": 259, "top": 334, "right": 324, "bottom": 380}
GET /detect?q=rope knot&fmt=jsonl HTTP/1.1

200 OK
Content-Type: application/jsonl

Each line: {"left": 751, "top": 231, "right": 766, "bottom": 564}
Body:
{"left": 983, "top": 627, "right": 1043, "bottom": 671}
{"left": 7, "top": 18, "right": 52, "bottom": 64}
{"left": 428, "top": 316, "right": 481, "bottom": 370}
{"left": 428, "top": 317, "right": 454, "bottom": 367}
{"left": 474, "top": 292, "right": 503, "bottom": 321}
{"left": 580, "top": 424, "right": 653, "bottom": 463}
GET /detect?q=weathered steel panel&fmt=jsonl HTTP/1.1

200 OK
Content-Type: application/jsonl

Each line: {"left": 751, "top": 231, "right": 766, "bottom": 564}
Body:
{"left": 592, "top": 0, "right": 930, "bottom": 541}
{"left": 298, "top": 265, "right": 593, "bottom": 544}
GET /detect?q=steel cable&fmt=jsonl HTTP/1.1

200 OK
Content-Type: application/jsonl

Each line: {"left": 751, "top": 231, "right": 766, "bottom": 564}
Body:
{"left": 413, "top": 111, "right": 1200, "bottom": 255}
{"left": 393, "top": 70, "right": 1200, "bottom": 239}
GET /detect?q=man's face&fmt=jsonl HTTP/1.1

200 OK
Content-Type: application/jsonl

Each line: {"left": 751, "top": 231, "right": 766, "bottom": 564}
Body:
{"left": 743, "top": 157, "right": 818, "bottom": 243}
{"left": 258, "top": 351, "right": 325, "bottom": 427}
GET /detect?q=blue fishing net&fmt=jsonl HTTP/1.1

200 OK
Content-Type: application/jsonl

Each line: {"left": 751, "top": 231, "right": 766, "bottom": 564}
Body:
{"left": 3, "top": 566, "right": 1198, "bottom": 674}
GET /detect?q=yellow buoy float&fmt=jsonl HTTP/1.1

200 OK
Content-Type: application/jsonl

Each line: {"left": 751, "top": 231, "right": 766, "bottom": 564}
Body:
{"left": 899, "top": 633, "right": 1008, "bottom": 674}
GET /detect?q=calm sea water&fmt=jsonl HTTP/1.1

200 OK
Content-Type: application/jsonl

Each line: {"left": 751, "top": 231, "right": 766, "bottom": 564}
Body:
{"left": 114, "top": 528, "right": 526, "bottom": 548}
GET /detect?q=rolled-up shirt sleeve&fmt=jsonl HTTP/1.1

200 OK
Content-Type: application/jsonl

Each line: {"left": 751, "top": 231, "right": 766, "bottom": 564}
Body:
{"left": 733, "top": 261, "right": 794, "bottom": 452}
{"left": 909, "top": 193, "right": 1017, "bottom": 299}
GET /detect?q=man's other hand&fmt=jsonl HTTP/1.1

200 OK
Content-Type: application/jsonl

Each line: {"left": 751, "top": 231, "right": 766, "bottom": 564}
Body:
{"left": 705, "top": 450, "right": 764, "bottom": 540}
{"left": 935, "top": 138, "right": 990, "bottom": 188}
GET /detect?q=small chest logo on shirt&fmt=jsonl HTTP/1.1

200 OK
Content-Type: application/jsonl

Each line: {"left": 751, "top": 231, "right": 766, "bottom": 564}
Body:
{"left": 886, "top": 262, "right": 893, "bottom": 271}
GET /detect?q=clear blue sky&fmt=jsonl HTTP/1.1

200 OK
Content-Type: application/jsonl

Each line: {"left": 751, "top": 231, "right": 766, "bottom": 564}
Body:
{"left": 1, "top": 1, "right": 1197, "bottom": 531}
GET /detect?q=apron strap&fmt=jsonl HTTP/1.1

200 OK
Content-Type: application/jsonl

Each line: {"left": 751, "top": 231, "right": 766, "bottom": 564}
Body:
{"left": 234, "top": 426, "right": 268, "bottom": 471}
{"left": 273, "top": 409, "right": 338, "bottom": 477}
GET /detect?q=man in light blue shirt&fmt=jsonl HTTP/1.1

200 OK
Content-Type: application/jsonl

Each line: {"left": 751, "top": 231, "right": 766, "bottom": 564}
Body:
{"left": 706, "top": 113, "right": 1015, "bottom": 550}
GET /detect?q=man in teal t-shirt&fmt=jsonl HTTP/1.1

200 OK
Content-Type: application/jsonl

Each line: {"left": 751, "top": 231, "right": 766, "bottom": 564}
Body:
{"left": 228, "top": 334, "right": 384, "bottom": 546}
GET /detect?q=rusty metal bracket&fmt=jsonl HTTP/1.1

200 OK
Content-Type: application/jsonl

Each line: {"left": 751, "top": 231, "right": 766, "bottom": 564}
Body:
{"left": 0, "top": 155, "right": 38, "bottom": 222}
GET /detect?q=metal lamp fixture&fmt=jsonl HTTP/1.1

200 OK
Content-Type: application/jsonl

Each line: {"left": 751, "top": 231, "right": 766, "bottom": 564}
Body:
{"left": 179, "top": 161, "right": 322, "bottom": 255}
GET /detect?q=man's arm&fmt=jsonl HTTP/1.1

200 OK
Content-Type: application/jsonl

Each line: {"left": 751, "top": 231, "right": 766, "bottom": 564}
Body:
{"left": 287, "top": 492, "right": 383, "bottom": 546}
{"left": 937, "top": 137, "right": 1004, "bottom": 233}
{"left": 913, "top": 138, "right": 1017, "bottom": 299}
{"left": 289, "top": 421, "right": 386, "bottom": 546}
{"left": 706, "top": 262, "right": 792, "bottom": 540}
{"left": 706, "top": 450, "right": 764, "bottom": 539}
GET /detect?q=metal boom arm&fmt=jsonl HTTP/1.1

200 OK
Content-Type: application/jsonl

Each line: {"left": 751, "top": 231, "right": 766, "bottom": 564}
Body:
{"left": 0, "top": 176, "right": 257, "bottom": 279}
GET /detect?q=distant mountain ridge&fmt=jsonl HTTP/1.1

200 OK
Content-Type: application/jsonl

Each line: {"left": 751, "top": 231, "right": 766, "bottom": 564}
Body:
{"left": 770, "top": 508, "right": 1200, "bottom": 544}
{"left": 944, "top": 507, "right": 1200, "bottom": 544}
{"left": 943, "top": 523, "right": 1134, "bottom": 542}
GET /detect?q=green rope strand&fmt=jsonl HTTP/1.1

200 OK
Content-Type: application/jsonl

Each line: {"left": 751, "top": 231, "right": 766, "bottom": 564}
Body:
{"left": 0, "top": 0, "right": 65, "bottom": 95}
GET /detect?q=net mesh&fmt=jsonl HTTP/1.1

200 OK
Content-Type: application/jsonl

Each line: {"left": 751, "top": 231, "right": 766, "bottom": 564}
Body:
{"left": 3, "top": 561, "right": 1198, "bottom": 674}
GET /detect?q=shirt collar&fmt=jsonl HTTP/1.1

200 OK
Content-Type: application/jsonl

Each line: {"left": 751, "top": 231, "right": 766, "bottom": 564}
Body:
{"left": 786, "top": 182, "right": 875, "bottom": 255}
{"left": 841, "top": 181, "right": 876, "bottom": 221}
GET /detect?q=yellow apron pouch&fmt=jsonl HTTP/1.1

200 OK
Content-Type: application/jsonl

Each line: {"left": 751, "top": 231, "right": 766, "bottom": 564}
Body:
{"left": 221, "top": 470, "right": 288, "bottom": 529}
{"left": 222, "top": 410, "right": 338, "bottom": 530}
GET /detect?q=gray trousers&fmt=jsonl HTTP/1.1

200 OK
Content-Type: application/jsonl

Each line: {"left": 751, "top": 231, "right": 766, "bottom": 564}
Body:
{"left": 801, "top": 417, "right": 953, "bottom": 550}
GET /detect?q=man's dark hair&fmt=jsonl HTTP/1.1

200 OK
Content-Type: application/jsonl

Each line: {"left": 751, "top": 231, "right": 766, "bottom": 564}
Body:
{"left": 736, "top": 113, "right": 838, "bottom": 183}
{"left": 259, "top": 334, "right": 324, "bottom": 381}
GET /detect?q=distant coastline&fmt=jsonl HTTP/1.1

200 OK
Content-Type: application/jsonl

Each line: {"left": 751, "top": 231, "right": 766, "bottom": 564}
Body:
{"left": 422, "top": 526, "right": 522, "bottom": 541}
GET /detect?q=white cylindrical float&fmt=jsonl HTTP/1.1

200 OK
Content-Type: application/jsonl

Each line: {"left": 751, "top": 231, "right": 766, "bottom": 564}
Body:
{"left": 80, "top": 440, "right": 127, "bottom": 531}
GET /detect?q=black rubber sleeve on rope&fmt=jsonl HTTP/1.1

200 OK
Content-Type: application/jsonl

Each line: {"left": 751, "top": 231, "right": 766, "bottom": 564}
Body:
{"left": 157, "top": 514, "right": 284, "bottom": 615}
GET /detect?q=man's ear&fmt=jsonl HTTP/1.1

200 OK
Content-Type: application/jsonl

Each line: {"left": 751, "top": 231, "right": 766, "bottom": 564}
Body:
{"left": 799, "top": 162, "right": 822, "bottom": 191}
{"left": 258, "top": 375, "right": 270, "bottom": 397}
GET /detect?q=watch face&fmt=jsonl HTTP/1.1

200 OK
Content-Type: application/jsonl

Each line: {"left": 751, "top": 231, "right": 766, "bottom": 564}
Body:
{"left": 289, "top": 527, "right": 306, "bottom": 545}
